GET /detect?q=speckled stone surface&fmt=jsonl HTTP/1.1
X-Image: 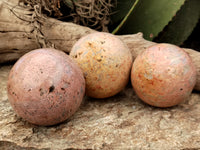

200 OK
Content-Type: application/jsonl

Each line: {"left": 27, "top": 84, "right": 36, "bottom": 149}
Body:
{"left": 1, "top": 65, "right": 200, "bottom": 150}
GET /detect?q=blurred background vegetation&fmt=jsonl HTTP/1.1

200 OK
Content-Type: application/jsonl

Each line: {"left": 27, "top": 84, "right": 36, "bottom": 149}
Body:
{"left": 24, "top": 0, "right": 200, "bottom": 50}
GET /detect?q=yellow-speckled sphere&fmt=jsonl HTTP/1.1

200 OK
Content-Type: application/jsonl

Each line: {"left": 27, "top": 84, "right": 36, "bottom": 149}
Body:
{"left": 70, "top": 32, "right": 132, "bottom": 98}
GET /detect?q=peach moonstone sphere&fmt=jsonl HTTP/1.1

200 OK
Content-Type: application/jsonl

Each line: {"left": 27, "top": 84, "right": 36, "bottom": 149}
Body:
{"left": 70, "top": 32, "right": 133, "bottom": 98}
{"left": 7, "top": 48, "right": 85, "bottom": 126}
{"left": 131, "top": 43, "right": 196, "bottom": 107}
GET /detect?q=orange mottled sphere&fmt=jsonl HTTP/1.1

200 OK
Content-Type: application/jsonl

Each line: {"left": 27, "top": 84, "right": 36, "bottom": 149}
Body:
{"left": 7, "top": 48, "right": 85, "bottom": 126}
{"left": 70, "top": 32, "right": 132, "bottom": 98}
{"left": 131, "top": 43, "right": 197, "bottom": 107}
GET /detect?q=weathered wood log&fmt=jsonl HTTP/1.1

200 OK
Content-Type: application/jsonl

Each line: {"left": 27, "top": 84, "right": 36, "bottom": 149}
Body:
{"left": 1, "top": 65, "right": 200, "bottom": 150}
{"left": 0, "top": 0, "right": 200, "bottom": 91}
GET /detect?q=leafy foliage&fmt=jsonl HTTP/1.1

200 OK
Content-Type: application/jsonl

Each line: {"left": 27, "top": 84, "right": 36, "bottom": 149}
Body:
{"left": 110, "top": 0, "right": 136, "bottom": 24}
{"left": 111, "top": 0, "right": 189, "bottom": 42}
{"left": 154, "top": 0, "right": 200, "bottom": 45}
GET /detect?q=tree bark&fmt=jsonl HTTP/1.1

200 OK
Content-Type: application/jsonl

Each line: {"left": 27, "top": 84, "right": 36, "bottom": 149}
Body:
{"left": 1, "top": 65, "right": 200, "bottom": 150}
{"left": 0, "top": 0, "right": 200, "bottom": 91}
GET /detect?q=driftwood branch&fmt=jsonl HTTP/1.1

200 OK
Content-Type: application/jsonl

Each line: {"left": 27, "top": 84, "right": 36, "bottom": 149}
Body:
{"left": 0, "top": 0, "right": 200, "bottom": 91}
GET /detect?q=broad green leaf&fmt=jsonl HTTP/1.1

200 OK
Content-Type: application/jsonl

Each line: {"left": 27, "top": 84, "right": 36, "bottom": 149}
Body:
{"left": 112, "top": 0, "right": 186, "bottom": 41}
{"left": 154, "top": 0, "right": 200, "bottom": 45}
{"left": 112, "top": 0, "right": 139, "bottom": 34}
{"left": 110, "top": 0, "right": 136, "bottom": 24}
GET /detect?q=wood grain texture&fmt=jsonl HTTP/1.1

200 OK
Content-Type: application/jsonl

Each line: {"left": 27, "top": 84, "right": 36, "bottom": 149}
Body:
{"left": 1, "top": 66, "right": 200, "bottom": 150}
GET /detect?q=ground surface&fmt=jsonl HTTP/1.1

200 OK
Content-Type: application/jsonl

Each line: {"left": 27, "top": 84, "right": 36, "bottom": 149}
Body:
{"left": 1, "top": 65, "right": 200, "bottom": 150}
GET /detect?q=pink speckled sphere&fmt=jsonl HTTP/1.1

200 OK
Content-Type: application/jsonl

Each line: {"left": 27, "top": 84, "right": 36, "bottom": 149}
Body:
{"left": 131, "top": 43, "right": 197, "bottom": 107}
{"left": 70, "top": 32, "right": 132, "bottom": 98}
{"left": 7, "top": 48, "right": 85, "bottom": 126}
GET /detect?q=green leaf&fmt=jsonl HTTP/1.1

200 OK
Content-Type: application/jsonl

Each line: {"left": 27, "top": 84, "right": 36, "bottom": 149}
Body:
{"left": 112, "top": 0, "right": 139, "bottom": 34}
{"left": 154, "top": 0, "right": 200, "bottom": 45}
{"left": 112, "top": 0, "right": 186, "bottom": 41}
{"left": 110, "top": 0, "right": 136, "bottom": 24}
